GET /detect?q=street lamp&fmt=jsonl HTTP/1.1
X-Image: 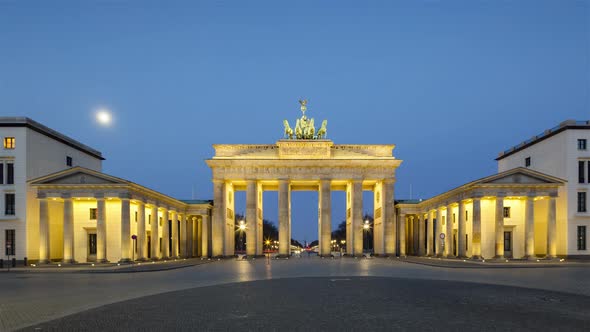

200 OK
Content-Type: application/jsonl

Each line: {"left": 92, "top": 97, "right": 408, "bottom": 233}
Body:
{"left": 363, "top": 220, "right": 370, "bottom": 252}
{"left": 238, "top": 220, "right": 246, "bottom": 252}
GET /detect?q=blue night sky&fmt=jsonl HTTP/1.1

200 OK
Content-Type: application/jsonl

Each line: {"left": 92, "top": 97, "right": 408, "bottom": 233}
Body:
{"left": 1, "top": 1, "right": 588, "bottom": 244}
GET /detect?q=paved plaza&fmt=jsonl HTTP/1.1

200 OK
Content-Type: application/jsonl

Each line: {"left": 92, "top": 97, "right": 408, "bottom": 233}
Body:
{"left": 0, "top": 257, "right": 588, "bottom": 331}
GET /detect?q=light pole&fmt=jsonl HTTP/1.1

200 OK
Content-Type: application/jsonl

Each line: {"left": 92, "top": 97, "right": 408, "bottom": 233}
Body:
{"left": 238, "top": 220, "right": 246, "bottom": 252}
{"left": 363, "top": 220, "right": 370, "bottom": 252}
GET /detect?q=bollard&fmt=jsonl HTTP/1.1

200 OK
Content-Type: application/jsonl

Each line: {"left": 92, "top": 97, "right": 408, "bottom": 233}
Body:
{"left": 12, "top": 258, "right": 16, "bottom": 268}
{"left": 24, "top": 257, "right": 27, "bottom": 266}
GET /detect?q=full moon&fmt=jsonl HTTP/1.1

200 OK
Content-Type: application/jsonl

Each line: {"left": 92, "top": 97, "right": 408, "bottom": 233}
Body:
{"left": 95, "top": 109, "right": 112, "bottom": 126}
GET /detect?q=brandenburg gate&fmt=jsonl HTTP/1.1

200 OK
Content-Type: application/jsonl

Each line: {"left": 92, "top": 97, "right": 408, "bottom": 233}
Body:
{"left": 206, "top": 101, "right": 402, "bottom": 257}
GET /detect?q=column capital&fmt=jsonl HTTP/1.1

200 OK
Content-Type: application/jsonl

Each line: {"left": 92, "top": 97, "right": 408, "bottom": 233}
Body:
{"left": 61, "top": 193, "right": 72, "bottom": 199}
{"left": 119, "top": 193, "right": 132, "bottom": 200}
{"left": 495, "top": 192, "right": 507, "bottom": 198}
{"left": 94, "top": 193, "right": 105, "bottom": 200}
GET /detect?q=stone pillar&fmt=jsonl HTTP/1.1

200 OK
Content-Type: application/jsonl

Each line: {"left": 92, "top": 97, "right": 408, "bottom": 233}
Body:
{"left": 418, "top": 214, "right": 425, "bottom": 256}
{"left": 201, "top": 215, "right": 210, "bottom": 257}
{"left": 472, "top": 198, "right": 482, "bottom": 259}
{"left": 38, "top": 197, "right": 50, "bottom": 264}
{"left": 212, "top": 180, "right": 225, "bottom": 257}
{"left": 278, "top": 179, "right": 290, "bottom": 256}
{"left": 458, "top": 201, "right": 466, "bottom": 258}
{"left": 162, "top": 208, "right": 170, "bottom": 258}
{"left": 96, "top": 197, "right": 108, "bottom": 262}
{"left": 246, "top": 180, "right": 258, "bottom": 256}
{"left": 256, "top": 182, "right": 264, "bottom": 256}
{"left": 120, "top": 198, "right": 131, "bottom": 262}
{"left": 445, "top": 204, "right": 454, "bottom": 257}
{"left": 186, "top": 217, "right": 193, "bottom": 257}
{"left": 319, "top": 179, "right": 332, "bottom": 256}
{"left": 62, "top": 196, "right": 76, "bottom": 263}
{"left": 136, "top": 201, "right": 146, "bottom": 261}
{"left": 171, "top": 211, "right": 179, "bottom": 258}
{"left": 399, "top": 214, "right": 406, "bottom": 256}
{"left": 150, "top": 205, "right": 159, "bottom": 259}
{"left": 193, "top": 217, "right": 199, "bottom": 257}
{"left": 180, "top": 213, "right": 187, "bottom": 257}
{"left": 383, "top": 179, "right": 396, "bottom": 256}
{"left": 494, "top": 195, "right": 505, "bottom": 258}
{"left": 547, "top": 195, "right": 557, "bottom": 258}
{"left": 426, "top": 210, "right": 434, "bottom": 256}
{"left": 524, "top": 196, "right": 535, "bottom": 258}
{"left": 435, "top": 208, "right": 442, "bottom": 257}
{"left": 351, "top": 180, "right": 363, "bottom": 256}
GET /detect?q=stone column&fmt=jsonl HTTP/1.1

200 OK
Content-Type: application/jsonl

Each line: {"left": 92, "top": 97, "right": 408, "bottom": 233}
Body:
{"left": 319, "top": 179, "right": 332, "bottom": 256}
{"left": 418, "top": 214, "right": 425, "bottom": 256}
{"left": 62, "top": 196, "right": 76, "bottom": 263}
{"left": 150, "top": 205, "right": 159, "bottom": 259}
{"left": 445, "top": 204, "right": 454, "bottom": 257}
{"left": 524, "top": 196, "right": 535, "bottom": 258}
{"left": 426, "top": 210, "right": 434, "bottom": 256}
{"left": 193, "top": 217, "right": 199, "bottom": 257}
{"left": 383, "top": 179, "right": 396, "bottom": 256}
{"left": 120, "top": 197, "right": 131, "bottom": 262}
{"left": 180, "top": 213, "right": 187, "bottom": 257}
{"left": 246, "top": 180, "right": 258, "bottom": 256}
{"left": 435, "top": 208, "right": 442, "bottom": 257}
{"left": 256, "top": 182, "right": 264, "bottom": 256}
{"left": 278, "top": 179, "right": 290, "bottom": 256}
{"left": 96, "top": 197, "right": 108, "bottom": 262}
{"left": 162, "top": 208, "right": 170, "bottom": 258}
{"left": 201, "top": 215, "right": 210, "bottom": 257}
{"left": 136, "top": 201, "right": 146, "bottom": 261}
{"left": 494, "top": 195, "right": 505, "bottom": 258}
{"left": 212, "top": 180, "right": 225, "bottom": 257}
{"left": 351, "top": 180, "right": 363, "bottom": 256}
{"left": 171, "top": 211, "right": 179, "bottom": 258}
{"left": 472, "top": 198, "right": 482, "bottom": 259}
{"left": 457, "top": 200, "right": 466, "bottom": 258}
{"left": 38, "top": 197, "right": 50, "bottom": 264}
{"left": 547, "top": 195, "right": 557, "bottom": 258}
{"left": 399, "top": 213, "right": 406, "bottom": 257}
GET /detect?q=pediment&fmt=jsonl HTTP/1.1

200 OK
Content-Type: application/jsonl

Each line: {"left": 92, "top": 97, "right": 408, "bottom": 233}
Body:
{"left": 480, "top": 168, "right": 564, "bottom": 185}
{"left": 30, "top": 167, "right": 128, "bottom": 186}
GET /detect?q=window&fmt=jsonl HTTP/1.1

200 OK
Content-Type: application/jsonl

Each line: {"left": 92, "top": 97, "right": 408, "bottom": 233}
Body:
{"left": 5, "top": 229, "right": 15, "bottom": 256}
{"left": 580, "top": 161, "right": 586, "bottom": 183}
{"left": 465, "top": 234, "right": 468, "bottom": 251}
{"left": 503, "top": 207, "right": 511, "bottom": 218}
{"left": 135, "top": 211, "right": 138, "bottom": 222}
{"left": 3, "top": 137, "right": 15, "bottom": 149}
{"left": 465, "top": 210, "right": 469, "bottom": 221}
{"left": 525, "top": 157, "right": 531, "bottom": 167}
{"left": 6, "top": 163, "right": 14, "bottom": 184}
{"left": 89, "top": 208, "right": 97, "bottom": 220}
{"left": 578, "top": 226, "right": 587, "bottom": 250}
{"left": 452, "top": 213, "right": 456, "bottom": 224}
{"left": 578, "top": 139, "right": 588, "bottom": 150}
{"left": 159, "top": 216, "right": 162, "bottom": 226}
{"left": 66, "top": 156, "right": 72, "bottom": 167}
{"left": 5, "top": 193, "right": 15, "bottom": 215}
{"left": 0, "top": 163, "right": 3, "bottom": 185}
{"left": 148, "top": 214, "right": 151, "bottom": 225}
{"left": 578, "top": 192, "right": 587, "bottom": 213}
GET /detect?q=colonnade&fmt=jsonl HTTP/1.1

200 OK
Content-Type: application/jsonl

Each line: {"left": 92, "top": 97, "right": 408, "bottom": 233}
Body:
{"left": 38, "top": 193, "right": 211, "bottom": 264}
{"left": 398, "top": 194, "right": 558, "bottom": 259}
{"left": 211, "top": 178, "right": 396, "bottom": 258}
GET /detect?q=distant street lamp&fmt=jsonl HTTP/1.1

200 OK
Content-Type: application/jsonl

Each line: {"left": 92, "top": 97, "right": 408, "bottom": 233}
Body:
{"left": 363, "top": 220, "right": 370, "bottom": 252}
{"left": 238, "top": 220, "right": 246, "bottom": 252}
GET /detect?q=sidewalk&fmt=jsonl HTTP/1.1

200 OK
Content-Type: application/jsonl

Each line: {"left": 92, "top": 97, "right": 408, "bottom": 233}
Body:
{"left": 0, "top": 257, "right": 213, "bottom": 274}
{"left": 399, "top": 256, "right": 590, "bottom": 268}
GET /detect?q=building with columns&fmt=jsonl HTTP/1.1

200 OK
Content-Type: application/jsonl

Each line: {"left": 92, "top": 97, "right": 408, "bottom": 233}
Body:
{"left": 1, "top": 112, "right": 587, "bottom": 263}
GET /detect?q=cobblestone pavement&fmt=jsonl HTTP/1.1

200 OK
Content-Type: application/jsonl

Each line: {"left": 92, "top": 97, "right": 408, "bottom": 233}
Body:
{"left": 23, "top": 277, "right": 590, "bottom": 331}
{"left": 1, "top": 256, "right": 589, "bottom": 331}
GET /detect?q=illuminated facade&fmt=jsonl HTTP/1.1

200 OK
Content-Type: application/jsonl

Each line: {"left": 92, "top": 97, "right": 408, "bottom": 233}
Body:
{"left": 0, "top": 113, "right": 586, "bottom": 263}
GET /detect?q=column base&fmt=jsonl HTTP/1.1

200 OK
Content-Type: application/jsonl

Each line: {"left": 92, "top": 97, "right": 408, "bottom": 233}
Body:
{"left": 118, "top": 258, "right": 133, "bottom": 264}
{"left": 38, "top": 259, "right": 51, "bottom": 264}
{"left": 61, "top": 259, "right": 77, "bottom": 264}
{"left": 523, "top": 255, "right": 538, "bottom": 261}
{"left": 97, "top": 259, "right": 110, "bottom": 263}
{"left": 493, "top": 255, "right": 505, "bottom": 260}
{"left": 470, "top": 255, "right": 483, "bottom": 260}
{"left": 445, "top": 255, "right": 456, "bottom": 259}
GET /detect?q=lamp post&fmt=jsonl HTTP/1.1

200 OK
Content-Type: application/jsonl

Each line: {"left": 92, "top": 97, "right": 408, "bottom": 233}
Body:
{"left": 238, "top": 220, "right": 246, "bottom": 252}
{"left": 363, "top": 220, "right": 370, "bottom": 252}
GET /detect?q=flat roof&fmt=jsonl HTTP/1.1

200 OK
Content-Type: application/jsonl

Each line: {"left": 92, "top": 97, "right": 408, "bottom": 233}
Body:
{"left": 496, "top": 120, "right": 590, "bottom": 161}
{"left": 0, "top": 117, "right": 104, "bottom": 160}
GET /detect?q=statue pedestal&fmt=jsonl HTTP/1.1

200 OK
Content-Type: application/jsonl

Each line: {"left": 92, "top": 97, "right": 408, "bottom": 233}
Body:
{"left": 277, "top": 140, "right": 334, "bottom": 159}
